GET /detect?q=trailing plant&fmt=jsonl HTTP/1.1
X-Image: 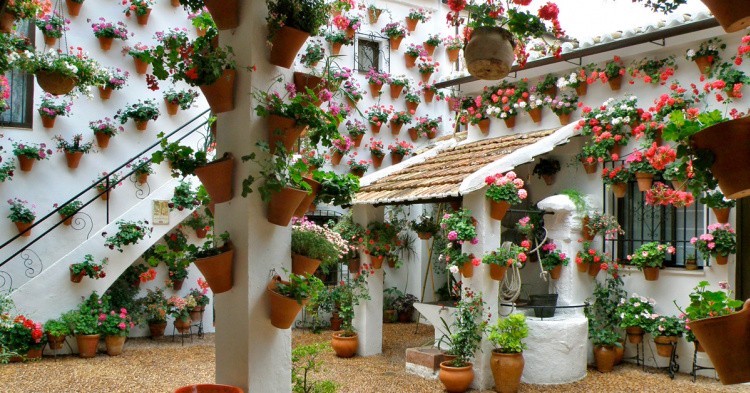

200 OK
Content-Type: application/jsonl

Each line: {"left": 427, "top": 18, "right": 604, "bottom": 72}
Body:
{"left": 439, "top": 289, "right": 485, "bottom": 367}
{"left": 170, "top": 180, "right": 199, "bottom": 211}
{"left": 102, "top": 219, "right": 153, "bottom": 252}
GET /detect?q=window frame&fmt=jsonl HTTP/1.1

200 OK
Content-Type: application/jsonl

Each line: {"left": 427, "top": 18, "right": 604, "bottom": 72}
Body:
{"left": 0, "top": 20, "right": 35, "bottom": 129}
{"left": 355, "top": 37, "right": 382, "bottom": 73}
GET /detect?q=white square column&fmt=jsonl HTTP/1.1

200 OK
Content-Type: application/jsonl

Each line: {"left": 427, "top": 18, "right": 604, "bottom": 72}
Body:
{"left": 353, "top": 204, "right": 384, "bottom": 356}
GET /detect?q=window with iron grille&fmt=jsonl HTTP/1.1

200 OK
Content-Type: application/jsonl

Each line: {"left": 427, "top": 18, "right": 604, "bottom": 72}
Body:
{"left": 610, "top": 180, "right": 705, "bottom": 268}
{"left": 356, "top": 39, "right": 380, "bottom": 73}
{"left": 1, "top": 20, "right": 34, "bottom": 129}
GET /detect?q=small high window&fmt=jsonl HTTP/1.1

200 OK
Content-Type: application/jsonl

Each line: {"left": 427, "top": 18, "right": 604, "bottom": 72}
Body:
{"left": 1, "top": 20, "right": 35, "bottom": 129}
{"left": 356, "top": 39, "right": 380, "bottom": 73}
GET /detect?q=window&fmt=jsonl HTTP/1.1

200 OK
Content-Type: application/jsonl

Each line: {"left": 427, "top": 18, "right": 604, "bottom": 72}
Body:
{"left": 609, "top": 180, "right": 705, "bottom": 268}
{"left": 1, "top": 20, "right": 34, "bottom": 128}
{"left": 356, "top": 38, "right": 380, "bottom": 73}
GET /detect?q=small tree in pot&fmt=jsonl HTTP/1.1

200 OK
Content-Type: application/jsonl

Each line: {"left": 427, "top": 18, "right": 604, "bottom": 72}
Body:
{"left": 438, "top": 289, "right": 485, "bottom": 393}
{"left": 330, "top": 264, "right": 373, "bottom": 358}
{"left": 487, "top": 313, "right": 528, "bottom": 393}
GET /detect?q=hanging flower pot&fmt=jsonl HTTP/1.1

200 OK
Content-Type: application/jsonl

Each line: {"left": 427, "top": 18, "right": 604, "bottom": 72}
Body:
{"left": 477, "top": 119, "right": 490, "bottom": 134}
{"left": 611, "top": 183, "right": 627, "bottom": 198}
{"left": 581, "top": 159, "right": 597, "bottom": 175}
{"left": 405, "top": 17, "right": 418, "bottom": 31}
{"left": 587, "top": 262, "right": 601, "bottom": 278}
{"left": 165, "top": 100, "right": 179, "bottom": 116}
{"left": 267, "top": 275, "right": 308, "bottom": 329}
{"left": 174, "top": 317, "right": 192, "bottom": 333}
{"left": 390, "top": 121, "right": 403, "bottom": 135}
{"left": 417, "top": 232, "right": 433, "bottom": 240}
{"left": 424, "top": 90, "right": 435, "bottom": 103}
{"left": 194, "top": 153, "right": 235, "bottom": 204}
{"left": 371, "top": 154, "right": 384, "bottom": 168}
{"left": 575, "top": 83, "right": 588, "bottom": 96}
{"left": 391, "top": 152, "right": 404, "bottom": 165}
{"left": 43, "top": 34, "right": 57, "bottom": 47}
{"left": 408, "top": 127, "right": 418, "bottom": 142}
{"left": 691, "top": 116, "right": 750, "bottom": 199}
{"left": 459, "top": 260, "right": 474, "bottom": 278}
{"left": 331, "top": 151, "right": 343, "bottom": 165}
{"left": 331, "top": 332, "right": 358, "bottom": 358}
{"left": 293, "top": 72, "right": 323, "bottom": 97}
{"left": 194, "top": 243, "right": 234, "bottom": 294}
{"left": 527, "top": 107, "right": 542, "bottom": 123}
{"left": 406, "top": 101, "right": 418, "bottom": 113}
{"left": 541, "top": 174, "right": 555, "bottom": 186}
{"left": 331, "top": 42, "right": 342, "bottom": 55}
{"left": 489, "top": 264, "right": 507, "bottom": 281}
{"left": 489, "top": 200, "right": 510, "bottom": 221}
{"left": 293, "top": 177, "right": 320, "bottom": 218}
{"left": 204, "top": 0, "right": 239, "bottom": 30}
{"left": 490, "top": 351, "right": 524, "bottom": 393}
{"left": 423, "top": 43, "right": 436, "bottom": 57}
{"left": 389, "top": 36, "right": 403, "bottom": 51}
{"left": 291, "top": 254, "right": 321, "bottom": 276}
{"left": 269, "top": 26, "right": 310, "bottom": 69}
{"left": 582, "top": 216, "right": 595, "bottom": 241}
{"left": 133, "top": 57, "right": 149, "bottom": 74}
{"left": 405, "top": 53, "right": 417, "bottom": 68}
{"left": 369, "top": 82, "right": 383, "bottom": 98}
{"left": 69, "top": 265, "right": 85, "bottom": 282}
{"left": 715, "top": 254, "right": 729, "bottom": 265}
{"left": 503, "top": 116, "right": 516, "bottom": 129}
{"left": 135, "top": 120, "right": 149, "bottom": 131}
{"left": 171, "top": 278, "right": 185, "bottom": 290}
{"left": 136, "top": 173, "right": 148, "bottom": 184}
{"left": 36, "top": 71, "right": 77, "bottom": 96}
{"left": 98, "top": 36, "right": 114, "bottom": 51}
{"left": 65, "top": 151, "right": 84, "bottom": 169}
{"left": 17, "top": 156, "right": 35, "bottom": 172}
{"left": 439, "top": 362, "right": 474, "bottom": 393}
{"left": 369, "top": 254, "right": 384, "bottom": 269}
{"left": 267, "top": 186, "right": 308, "bottom": 226}
{"left": 694, "top": 56, "right": 713, "bottom": 75}
{"left": 688, "top": 300, "right": 750, "bottom": 385}
{"left": 643, "top": 267, "right": 660, "bottom": 281}
{"left": 66, "top": 0, "right": 82, "bottom": 16}
{"left": 635, "top": 172, "right": 653, "bottom": 192}
{"left": 700, "top": 0, "right": 750, "bottom": 32}
{"left": 390, "top": 84, "right": 404, "bottom": 100}
{"left": 98, "top": 86, "right": 113, "bottom": 100}
{"left": 420, "top": 72, "right": 432, "bottom": 83}
{"left": 608, "top": 75, "right": 623, "bottom": 91}
{"left": 713, "top": 207, "right": 731, "bottom": 224}
{"left": 41, "top": 114, "right": 56, "bottom": 128}
{"left": 95, "top": 133, "right": 111, "bottom": 149}
{"left": 548, "top": 265, "right": 562, "bottom": 280}
{"left": 199, "top": 69, "right": 236, "bottom": 114}
{"left": 267, "top": 114, "right": 305, "bottom": 155}
{"left": 446, "top": 48, "right": 460, "bottom": 64}
{"left": 75, "top": 334, "right": 100, "bottom": 358}
{"left": 135, "top": 8, "right": 151, "bottom": 25}
{"left": 576, "top": 259, "right": 588, "bottom": 273}
{"left": 464, "top": 27, "right": 515, "bottom": 80}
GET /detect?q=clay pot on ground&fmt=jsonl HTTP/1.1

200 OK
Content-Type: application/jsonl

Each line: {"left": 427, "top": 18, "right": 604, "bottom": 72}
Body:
{"left": 104, "top": 335, "right": 126, "bottom": 356}
{"left": 149, "top": 322, "right": 167, "bottom": 338}
{"left": 593, "top": 345, "right": 616, "bottom": 373}
{"left": 331, "top": 332, "right": 358, "bottom": 358}
{"left": 75, "top": 334, "right": 100, "bottom": 358}
{"left": 383, "top": 310, "right": 397, "bottom": 323}
{"left": 687, "top": 299, "right": 750, "bottom": 384}
{"left": 267, "top": 275, "right": 307, "bottom": 329}
{"left": 438, "top": 361, "right": 474, "bottom": 393}
{"left": 490, "top": 350, "right": 524, "bottom": 393}
{"left": 464, "top": 27, "right": 514, "bottom": 80}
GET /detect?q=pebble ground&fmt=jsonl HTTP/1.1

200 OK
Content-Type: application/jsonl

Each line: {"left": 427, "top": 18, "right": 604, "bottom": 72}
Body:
{"left": 0, "top": 323, "right": 747, "bottom": 393}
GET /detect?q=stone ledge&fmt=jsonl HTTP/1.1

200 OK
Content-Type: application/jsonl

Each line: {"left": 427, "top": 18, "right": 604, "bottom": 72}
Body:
{"left": 406, "top": 347, "right": 447, "bottom": 371}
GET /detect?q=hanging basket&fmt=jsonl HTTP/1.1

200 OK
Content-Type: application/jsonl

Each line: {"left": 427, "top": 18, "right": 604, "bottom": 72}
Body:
{"left": 199, "top": 69, "right": 236, "bottom": 113}
{"left": 36, "top": 71, "right": 77, "bottom": 96}
{"left": 293, "top": 177, "right": 321, "bottom": 218}
{"left": 691, "top": 116, "right": 750, "bottom": 199}
{"left": 204, "top": 0, "right": 239, "bottom": 30}
{"left": 291, "top": 254, "right": 321, "bottom": 276}
{"left": 267, "top": 275, "right": 307, "bottom": 329}
{"left": 489, "top": 200, "right": 510, "bottom": 221}
{"left": 65, "top": 0, "right": 82, "bottom": 16}
{"left": 194, "top": 242, "right": 234, "bottom": 294}
{"left": 267, "top": 186, "right": 308, "bottom": 226}
{"left": 65, "top": 151, "right": 84, "bottom": 169}
{"left": 688, "top": 300, "right": 750, "bottom": 385}
{"left": 267, "top": 114, "right": 305, "bottom": 154}
{"left": 293, "top": 72, "right": 323, "bottom": 98}
{"left": 194, "top": 152, "right": 235, "bottom": 204}
{"left": 489, "top": 264, "right": 507, "bottom": 281}
{"left": 700, "top": 0, "right": 750, "bottom": 32}
{"left": 269, "top": 26, "right": 310, "bottom": 69}
{"left": 464, "top": 27, "right": 515, "bottom": 80}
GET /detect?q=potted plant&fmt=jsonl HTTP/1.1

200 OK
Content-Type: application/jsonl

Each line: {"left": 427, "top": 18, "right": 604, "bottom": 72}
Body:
{"left": 167, "top": 295, "right": 196, "bottom": 333}
{"left": 52, "top": 134, "right": 93, "bottom": 169}
{"left": 624, "top": 150, "right": 658, "bottom": 192}
{"left": 266, "top": 0, "right": 330, "bottom": 68}
{"left": 37, "top": 94, "right": 71, "bottom": 128}
{"left": 102, "top": 219, "right": 152, "bottom": 252}
{"left": 169, "top": 180, "right": 199, "bottom": 211}
{"left": 410, "top": 214, "right": 439, "bottom": 240}
{"left": 392, "top": 292, "right": 418, "bottom": 323}
{"left": 140, "top": 287, "right": 168, "bottom": 338}
{"left": 617, "top": 293, "right": 656, "bottom": 344}
{"left": 647, "top": 315, "right": 685, "bottom": 358}
{"left": 700, "top": 190, "right": 735, "bottom": 224}
{"left": 43, "top": 318, "right": 69, "bottom": 350}
{"left": 65, "top": 307, "right": 101, "bottom": 358}
{"left": 54, "top": 200, "right": 81, "bottom": 226}
{"left": 124, "top": 42, "right": 152, "bottom": 74}
{"left": 69, "top": 254, "right": 107, "bottom": 283}
{"left": 163, "top": 88, "right": 199, "bottom": 116}
{"left": 583, "top": 211, "right": 624, "bottom": 241}
{"left": 15, "top": 47, "right": 102, "bottom": 96}
{"left": 487, "top": 313, "right": 528, "bottom": 393}
{"left": 387, "top": 139, "right": 413, "bottom": 165}
{"left": 601, "top": 164, "right": 632, "bottom": 199}
{"left": 676, "top": 280, "right": 750, "bottom": 384}
{"left": 404, "top": 44, "right": 425, "bottom": 68}
{"left": 189, "top": 231, "right": 234, "bottom": 294}
{"left": 99, "top": 307, "right": 132, "bottom": 356}
{"left": 90, "top": 18, "right": 129, "bottom": 50}
{"left": 628, "top": 242, "right": 675, "bottom": 281}
{"left": 94, "top": 67, "right": 129, "bottom": 101}
{"left": 685, "top": 38, "right": 726, "bottom": 75}
{"left": 183, "top": 210, "right": 212, "bottom": 238}
{"left": 330, "top": 264, "right": 373, "bottom": 357}
{"left": 267, "top": 272, "right": 324, "bottom": 329}
{"left": 324, "top": 30, "right": 353, "bottom": 55}
{"left": 291, "top": 217, "right": 348, "bottom": 275}
{"left": 691, "top": 223, "right": 737, "bottom": 266}
{"left": 92, "top": 171, "right": 123, "bottom": 200}
{"left": 574, "top": 241, "right": 607, "bottom": 277}
{"left": 389, "top": 111, "right": 412, "bottom": 134}
{"left": 438, "top": 290, "right": 484, "bottom": 393}
{"left": 532, "top": 158, "right": 560, "bottom": 186}
{"left": 382, "top": 287, "right": 402, "bottom": 323}
{"left": 115, "top": 99, "right": 160, "bottom": 131}
{"left": 405, "top": 7, "right": 429, "bottom": 31}
{"left": 540, "top": 242, "right": 568, "bottom": 280}
{"left": 365, "top": 137, "right": 386, "bottom": 168}
{"left": 147, "top": 244, "right": 191, "bottom": 289}
{"left": 344, "top": 120, "right": 367, "bottom": 147}
{"left": 330, "top": 136, "right": 352, "bottom": 165}
{"left": 34, "top": 11, "right": 68, "bottom": 47}
{"left": 88, "top": 118, "right": 122, "bottom": 149}
{"left": 188, "top": 279, "right": 211, "bottom": 319}
{"left": 127, "top": 157, "right": 153, "bottom": 184}
{"left": 299, "top": 40, "right": 325, "bottom": 68}
{"left": 484, "top": 171, "right": 528, "bottom": 221}
{"left": 7, "top": 197, "right": 36, "bottom": 237}
{"left": 417, "top": 58, "right": 439, "bottom": 82}
{"left": 380, "top": 22, "right": 407, "bottom": 50}
{"left": 311, "top": 171, "right": 360, "bottom": 207}
{"left": 122, "top": 0, "right": 154, "bottom": 25}
{"left": 346, "top": 158, "right": 369, "bottom": 178}
{"left": 0, "top": 314, "right": 45, "bottom": 361}
{"left": 365, "top": 104, "right": 391, "bottom": 133}
{"left": 2, "top": 0, "right": 51, "bottom": 33}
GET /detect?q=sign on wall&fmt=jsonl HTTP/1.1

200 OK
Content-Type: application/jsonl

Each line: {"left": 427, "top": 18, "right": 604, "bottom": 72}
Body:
{"left": 152, "top": 200, "right": 170, "bottom": 225}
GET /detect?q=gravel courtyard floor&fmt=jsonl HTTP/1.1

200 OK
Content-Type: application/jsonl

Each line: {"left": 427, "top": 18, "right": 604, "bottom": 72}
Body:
{"left": 0, "top": 323, "right": 747, "bottom": 393}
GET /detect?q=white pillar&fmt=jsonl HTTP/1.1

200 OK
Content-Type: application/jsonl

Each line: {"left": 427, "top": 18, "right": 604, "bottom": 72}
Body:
{"left": 213, "top": 2, "right": 293, "bottom": 391}
{"left": 462, "top": 192, "right": 502, "bottom": 390}
{"left": 352, "top": 204, "right": 384, "bottom": 356}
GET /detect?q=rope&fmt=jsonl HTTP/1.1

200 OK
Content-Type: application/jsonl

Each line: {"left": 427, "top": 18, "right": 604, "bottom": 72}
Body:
{"left": 499, "top": 241, "right": 522, "bottom": 302}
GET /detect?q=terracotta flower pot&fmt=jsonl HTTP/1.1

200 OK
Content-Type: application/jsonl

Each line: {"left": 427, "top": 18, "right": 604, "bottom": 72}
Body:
{"left": 593, "top": 345, "right": 616, "bottom": 373}
{"left": 204, "top": 0, "right": 239, "bottom": 30}
{"left": 420, "top": 72, "right": 432, "bottom": 83}
{"left": 331, "top": 42, "right": 342, "bottom": 55}
{"left": 98, "top": 86, "right": 113, "bottom": 100}
{"left": 417, "top": 232, "right": 432, "bottom": 240}
{"left": 503, "top": 117, "right": 516, "bottom": 129}
{"left": 446, "top": 48, "right": 460, "bottom": 63}
{"left": 135, "top": 120, "right": 149, "bottom": 131}
{"left": 75, "top": 334, "right": 100, "bottom": 358}
{"left": 104, "top": 335, "right": 126, "bottom": 356}
{"left": 136, "top": 173, "right": 148, "bottom": 184}
{"left": 194, "top": 243, "right": 234, "bottom": 294}
{"left": 477, "top": 118, "right": 490, "bottom": 134}
{"left": 136, "top": 8, "right": 151, "bottom": 25}
{"left": 371, "top": 154, "right": 384, "bottom": 168}
{"left": 424, "top": 90, "right": 435, "bottom": 103}
{"left": 611, "top": 183, "right": 627, "bottom": 198}
{"left": 165, "top": 100, "right": 179, "bottom": 116}
{"left": 687, "top": 299, "right": 750, "bottom": 384}
{"left": 626, "top": 326, "right": 644, "bottom": 344}
{"left": 490, "top": 351, "right": 524, "bottom": 393}
{"left": 267, "top": 186, "right": 308, "bottom": 226}
{"left": 15, "top": 221, "right": 33, "bottom": 237}
{"left": 36, "top": 70, "right": 77, "bottom": 95}
{"left": 404, "top": 53, "right": 417, "bottom": 68}
{"left": 331, "top": 332, "right": 358, "bottom": 358}
{"left": 199, "top": 68, "right": 236, "bottom": 113}
{"left": 369, "top": 82, "right": 382, "bottom": 98}
{"left": 405, "top": 17, "right": 418, "bottom": 31}
{"left": 368, "top": 8, "right": 382, "bottom": 24}
{"left": 69, "top": 265, "right": 84, "bottom": 283}
{"left": 331, "top": 151, "right": 343, "bottom": 165}
{"left": 389, "top": 36, "right": 403, "bottom": 51}
{"left": 714, "top": 254, "right": 729, "bottom": 265}
{"left": 528, "top": 107, "right": 542, "bottom": 123}
{"left": 654, "top": 336, "right": 677, "bottom": 358}
{"left": 189, "top": 309, "right": 203, "bottom": 322}
{"left": 65, "top": 151, "right": 84, "bottom": 169}
{"left": 370, "top": 122, "right": 381, "bottom": 134}
{"left": 391, "top": 152, "right": 404, "bottom": 165}
{"left": 43, "top": 34, "right": 57, "bottom": 47}
{"left": 408, "top": 127, "right": 418, "bottom": 142}
{"left": 293, "top": 177, "right": 320, "bottom": 218}
{"left": 439, "top": 361, "right": 474, "bottom": 393}
{"left": 700, "top": 0, "right": 750, "bottom": 32}
{"left": 558, "top": 112, "right": 571, "bottom": 126}
{"left": 635, "top": 172, "right": 654, "bottom": 192}
{"left": 267, "top": 275, "right": 307, "bottom": 329}
{"left": 133, "top": 57, "right": 149, "bottom": 74}
{"left": 291, "top": 253, "right": 321, "bottom": 276}
{"left": 41, "top": 115, "right": 56, "bottom": 128}
{"left": 66, "top": 0, "right": 82, "bottom": 16}
{"left": 406, "top": 101, "right": 418, "bottom": 113}
{"left": 98, "top": 36, "right": 114, "bottom": 51}
{"left": 0, "top": 12, "right": 15, "bottom": 34}
{"left": 694, "top": 56, "right": 713, "bottom": 75}
{"left": 47, "top": 333, "right": 66, "bottom": 350}
{"left": 371, "top": 255, "right": 384, "bottom": 269}
{"left": 148, "top": 322, "right": 166, "bottom": 338}
{"left": 270, "top": 26, "right": 310, "bottom": 68}
{"left": 423, "top": 43, "right": 436, "bottom": 57}
{"left": 489, "top": 200, "right": 510, "bottom": 221}
{"left": 489, "top": 264, "right": 507, "bottom": 281}
{"left": 643, "top": 266, "right": 660, "bottom": 281}
{"left": 608, "top": 75, "right": 623, "bottom": 91}
{"left": 541, "top": 174, "right": 555, "bottom": 186}
{"left": 390, "top": 84, "right": 404, "bottom": 100}
{"left": 267, "top": 114, "right": 305, "bottom": 154}
{"left": 464, "top": 27, "right": 514, "bottom": 80}
{"left": 390, "top": 121, "right": 403, "bottom": 135}
{"left": 581, "top": 159, "right": 598, "bottom": 174}
{"left": 713, "top": 207, "right": 731, "bottom": 224}
{"left": 194, "top": 153, "right": 235, "bottom": 204}
{"left": 171, "top": 278, "right": 185, "bottom": 290}
{"left": 549, "top": 264, "right": 562, "bottom": 280}
{"left": 575, "top": 83, "right": 588, "bottom": 96}
{"left": 95, "top": 133, "right": 111, "bottom": 149}
{"left": 691, "top": 116, "right": 750, "bottom": 199}
{"left": 17, "top": 155, "right": 35, "bottom": 172}
{"left": 588, "top": 262, "right": 601, "bottom": 278}
{"left": 174, "top": 318, "right": 192, "bottom": 333}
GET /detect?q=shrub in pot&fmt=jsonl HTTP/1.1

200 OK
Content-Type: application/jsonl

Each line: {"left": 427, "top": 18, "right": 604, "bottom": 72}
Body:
{"left": 141, "top": 288, "right": 169, "bottom": 338}
{"left": 585, "top": 264, "right": 626, "bottom": 373}
{"left": 437, "top": 290, "right": 484, "bottom": 393}
{"left": 330, "top": 264, "right": 373, "bottom": 357}
{"left": 617, "top": 293, "right": 655, "bottom": 344}
{"left": 487, "top": 313, "right": 528, "bottom": 393}
{"left": 393, "top": 292, "right": 418, "bottom": 323}
{"left": 43, "top": 318, "right": 70, "bottom": 350}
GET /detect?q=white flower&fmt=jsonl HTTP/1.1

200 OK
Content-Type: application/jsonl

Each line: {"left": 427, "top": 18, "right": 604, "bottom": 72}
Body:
{"left": 449, "top": 265, "right": 459, "bottom": 274}
{"left": 686, "top": 49, "right": 696, "bottom": 58}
